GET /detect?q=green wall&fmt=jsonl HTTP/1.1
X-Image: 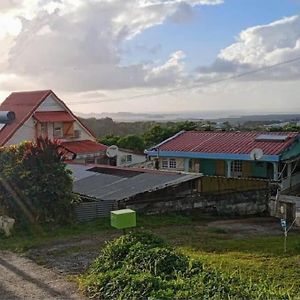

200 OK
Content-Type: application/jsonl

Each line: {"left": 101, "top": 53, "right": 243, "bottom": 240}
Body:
{"left": 251, "top": 162, "right": 267, "bottom": 178}
{"left": 200, "top": 159, "right": 216, "bottom": 175}
{"left": 281, "top": 140, "right": 300, "bottom": 161}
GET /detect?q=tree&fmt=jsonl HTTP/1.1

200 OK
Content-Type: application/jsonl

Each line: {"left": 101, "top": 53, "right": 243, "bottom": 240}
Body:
{"left": 98, "top": 134, "right": 121, "bottom": 146}
{"left": 117, "top": 135, "right": 145, "bottom": 152}
{"left": 0, "top": 137, "right": 76, "bottom": 225}
{"left": 143, "top": 125, "right": 170, "bottom": 147}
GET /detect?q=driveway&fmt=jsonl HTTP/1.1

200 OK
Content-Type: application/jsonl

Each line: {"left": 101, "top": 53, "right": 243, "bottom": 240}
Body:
{"left": 0, "top": 251, "right": 85, "bottom": 300}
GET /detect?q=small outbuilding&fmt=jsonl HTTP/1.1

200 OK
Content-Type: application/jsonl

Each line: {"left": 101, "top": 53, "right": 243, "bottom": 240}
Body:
{"left": 68, "top": 163, "right": 202, "bottom": 221}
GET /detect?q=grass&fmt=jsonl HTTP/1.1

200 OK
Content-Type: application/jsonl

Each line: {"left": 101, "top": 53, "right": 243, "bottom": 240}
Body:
{"left": 0, "top": 212, "right": 203, "bottom": 251}
{"left": 0, "top": 218, "right": 112, "bottom": 252}
{"left": 1, "top": 212, "right": 300, "bottom": 296}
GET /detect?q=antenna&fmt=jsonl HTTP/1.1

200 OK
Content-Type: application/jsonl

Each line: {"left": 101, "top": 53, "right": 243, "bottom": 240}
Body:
{"left": 250, "top": 148, "right": 264, "bottom": 161}
{"left": 106, "top": 145, "right": 118, "bottom": 158}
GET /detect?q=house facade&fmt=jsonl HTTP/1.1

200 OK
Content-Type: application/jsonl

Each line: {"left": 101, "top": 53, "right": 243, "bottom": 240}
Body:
{"left": 146, "top": 131, "right": 300, "bottom": 192}
{"left": 117, "top": 148, "right": 146, "bottom": 167}
{"left": 0, "top": 90, "right": 107, "bottom": 164}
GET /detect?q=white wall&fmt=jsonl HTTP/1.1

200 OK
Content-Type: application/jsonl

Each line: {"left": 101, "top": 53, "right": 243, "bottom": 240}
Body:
{"left": 5, "top": 117, "right": 35, "bottom": 146}
{"left": 36, "top": 94, "right": 64, "bottom": 112}
{"left": 117, "top": 150, "right": 146, "bottom": 167}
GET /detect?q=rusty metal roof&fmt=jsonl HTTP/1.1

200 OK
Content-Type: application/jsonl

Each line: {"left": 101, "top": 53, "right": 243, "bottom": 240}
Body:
{"left": 152, "top": 131, "right": 299, "bottom": 155}
{"left": 67, "top": 164, "right": 201, "bottom": 201}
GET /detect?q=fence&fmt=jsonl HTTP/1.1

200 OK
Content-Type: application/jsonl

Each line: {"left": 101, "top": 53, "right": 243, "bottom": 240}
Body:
{"left": 73, "top": 200, "right": 116, "bottom": 222}
{"left": 199, "top": 176, "right": 269, "bottom": 194}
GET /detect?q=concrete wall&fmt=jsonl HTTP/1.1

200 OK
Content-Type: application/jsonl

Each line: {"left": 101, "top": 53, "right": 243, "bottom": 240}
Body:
{"left": 117, "top": 150, "right": 146, "bottom": 167}
{"left": 124, "top": 186, "right": 269, "bottom": 217}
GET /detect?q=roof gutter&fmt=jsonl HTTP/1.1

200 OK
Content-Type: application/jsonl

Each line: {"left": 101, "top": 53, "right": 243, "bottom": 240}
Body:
{"left": 146, "top": 150, "right": 280, "bottom": 162}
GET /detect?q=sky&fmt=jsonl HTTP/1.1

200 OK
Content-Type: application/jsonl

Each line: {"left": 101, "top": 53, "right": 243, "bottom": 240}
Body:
{"left": 0, "top": 0, "right": 300, "bottom": 116}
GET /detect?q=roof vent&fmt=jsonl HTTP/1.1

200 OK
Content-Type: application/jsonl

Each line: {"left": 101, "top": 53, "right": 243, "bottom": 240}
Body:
{"left": 255, "top": 134, "right": 289, "bottom": 142}
{"left": 0, "top": 111, "right": 15, "bottom": 124}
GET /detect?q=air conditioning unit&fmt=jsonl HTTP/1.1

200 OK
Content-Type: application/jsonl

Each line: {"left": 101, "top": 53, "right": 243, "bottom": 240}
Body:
{"left": 74, "top": 130, "right": 81, "bottom": 138}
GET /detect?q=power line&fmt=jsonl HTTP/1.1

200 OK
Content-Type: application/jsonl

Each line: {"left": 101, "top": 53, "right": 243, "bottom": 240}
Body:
{"left": 68, "top": 55, "right": 300, "bottom": 106}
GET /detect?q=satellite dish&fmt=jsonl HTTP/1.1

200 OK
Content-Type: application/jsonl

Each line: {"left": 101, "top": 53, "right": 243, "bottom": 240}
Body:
{"left": 250, "top": 148, "right": 263, "bottom": 160}
{"left": 106, "top": 145, "right": 118, "bottom": 158}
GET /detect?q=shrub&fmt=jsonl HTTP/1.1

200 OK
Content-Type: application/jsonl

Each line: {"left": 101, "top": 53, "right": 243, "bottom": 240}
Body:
{"left": 79, "top": 231, "right": 289, "bottom": 300}
{"left": 0, "top": 137, "right": 76, "bottom": 225}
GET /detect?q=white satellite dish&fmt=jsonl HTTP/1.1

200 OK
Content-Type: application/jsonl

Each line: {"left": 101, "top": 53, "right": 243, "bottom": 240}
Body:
{"left": 250, "top": 148, "right": 263, "bottom": 161}
{"left": 106, "top": 145, "right": 118, "bottom": 158}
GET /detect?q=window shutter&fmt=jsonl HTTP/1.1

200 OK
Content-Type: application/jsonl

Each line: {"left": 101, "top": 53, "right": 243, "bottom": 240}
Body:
{"left": 63, "top": 122, "right": 74, "bottom": 136}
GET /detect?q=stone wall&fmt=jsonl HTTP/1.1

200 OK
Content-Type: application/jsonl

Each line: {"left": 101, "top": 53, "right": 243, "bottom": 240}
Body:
{"left": 125, "top": 187, "right": 269, "bottom": 216}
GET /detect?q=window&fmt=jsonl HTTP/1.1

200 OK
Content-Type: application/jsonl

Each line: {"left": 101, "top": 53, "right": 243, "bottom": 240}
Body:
{"left": 231, "top": 160, "right": 243, "bottom": 173}
{"left": 162, "top": 160, "right": 168, "bottom": 169}
{"left": 126, "top": 155, "right": 132, "bottom": 162}
{"left": 169, "top": 158, "right": 177, "bottom": 169}
{"left": 53, "top": 122, "right": 63, "bottom": 138}
{"left": 161, "top": 158, "right": 177, "bottom": 169}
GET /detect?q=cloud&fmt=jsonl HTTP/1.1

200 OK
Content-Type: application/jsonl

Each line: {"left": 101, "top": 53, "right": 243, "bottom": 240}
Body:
{"left": 0, "top": 0, "right": 23, "bottom": 12}
{"left": 197, "top": 15, "right": 300, "bottom": 81}
{"left": 145, "top": 50, "right": 187, "bottom": 85}
{"left": 0, "top": 0, "right": 221, "bottom": 93}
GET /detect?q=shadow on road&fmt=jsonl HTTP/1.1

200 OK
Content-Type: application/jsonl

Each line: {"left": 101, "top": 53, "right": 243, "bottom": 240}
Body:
{"left": 0, "top": 256, "right": 70, "bottom": 299}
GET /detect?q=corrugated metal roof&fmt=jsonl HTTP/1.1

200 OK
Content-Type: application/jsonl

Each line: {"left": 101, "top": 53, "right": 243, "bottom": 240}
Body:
{"left": 153, "top": 131, "right": 299, "bottom": 155}
{"left": 67, "top": 164, "right": 201, "bottom": 201}
{"left": 62, "top": 140, "right": 107, "bottom": 154}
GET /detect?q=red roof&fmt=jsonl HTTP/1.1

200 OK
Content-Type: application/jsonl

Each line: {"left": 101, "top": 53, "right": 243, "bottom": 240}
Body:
{"left": 61, "top": 140, "right": 107, "bottom": 154}
{"left": 34, "top": 111, "right": 75, "bottom": 123}
{"left": 0, "top": 90, "right": 52, "bottom": 146}
{"left": 0, "top": 90, "right": 95, "bottom": 146}
{"left": 156, "top": 131, "right": 299, "bottom": 155}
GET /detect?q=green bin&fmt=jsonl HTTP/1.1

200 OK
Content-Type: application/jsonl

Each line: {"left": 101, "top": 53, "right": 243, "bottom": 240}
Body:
{"left": 111, "top": 209, "right": 136, "bottom": 229}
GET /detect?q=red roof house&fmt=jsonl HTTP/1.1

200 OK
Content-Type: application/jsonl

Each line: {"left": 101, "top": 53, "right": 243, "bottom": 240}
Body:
{"left": 0, "top": 90, "right": 107, "bottom": 164}
{"left": 146, "top": 130, "right": 300, "bottom": 186}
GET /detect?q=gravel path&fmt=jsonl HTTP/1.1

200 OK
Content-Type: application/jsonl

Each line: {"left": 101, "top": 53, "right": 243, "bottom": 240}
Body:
{"left": 0, "top": 251, "right": 85, "bottom": 300}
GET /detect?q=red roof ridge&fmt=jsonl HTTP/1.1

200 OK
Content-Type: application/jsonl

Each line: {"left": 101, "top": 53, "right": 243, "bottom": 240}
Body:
{"left": 0, "top": 90, "right": 96, "bottom": 146}
{"left": 0, "top": 90, "right": 52, "bottom": 146}
{"left": 9, "top": 89, "right": 52, "bottom": 95}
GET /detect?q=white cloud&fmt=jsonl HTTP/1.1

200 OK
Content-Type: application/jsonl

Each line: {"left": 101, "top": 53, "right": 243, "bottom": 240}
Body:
{"left": 0, "top": 0, "right": 221, "bottom": 93}
{"left": 198, "top": 15, "right": 300, "bottom": 81}
{"left": 219, "top": 15, "right": 300, "bottom": 67}
{"left": 145, "top": 50, "right": 187, "bottom": 85}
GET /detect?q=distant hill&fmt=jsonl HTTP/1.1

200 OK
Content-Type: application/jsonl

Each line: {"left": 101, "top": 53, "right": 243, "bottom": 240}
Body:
{"left": 76, "top": 111, "right": 300, "bottom": 124}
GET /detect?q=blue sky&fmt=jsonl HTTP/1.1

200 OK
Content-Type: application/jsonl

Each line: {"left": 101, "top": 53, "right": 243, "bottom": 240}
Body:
{"left": 122, "top": 0, "right": 300, "bottom": 70}
{"left": 1, "top": 0, "right": 300, "bottom": 114}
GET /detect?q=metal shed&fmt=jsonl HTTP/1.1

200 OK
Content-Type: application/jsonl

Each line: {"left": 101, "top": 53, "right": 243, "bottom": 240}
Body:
{"left": 67, "top": 164, "right": 201, "bottom": 222}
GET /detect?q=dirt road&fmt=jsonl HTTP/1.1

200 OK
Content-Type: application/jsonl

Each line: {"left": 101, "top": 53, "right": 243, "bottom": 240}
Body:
{"left": 0, "top": 251, "right": 85, "bottom": 300}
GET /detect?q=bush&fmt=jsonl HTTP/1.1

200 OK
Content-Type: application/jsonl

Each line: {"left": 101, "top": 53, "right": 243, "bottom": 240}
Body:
{"left": 0, "top": 138, "right": 76, "bottom": 225}
{"left": 79, "top": 232, "right": 289, "bottom": 300}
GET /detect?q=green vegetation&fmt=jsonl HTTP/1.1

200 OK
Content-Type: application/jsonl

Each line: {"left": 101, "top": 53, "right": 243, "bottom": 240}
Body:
{"left": 79, "top": 231, "right": 290, "bottom": 299}
{"left": 0, "top": 218, "right": 112, "bottom": 252}
{"left": 98, "top": 121, "right": 199, "bottom": 150}
{"left": 1, "top": 213, "right": 299, "bottom": 297}
{"left": 84, "top": 117, "right": 300, "bottom": 152}
{"left": 0, "top": 137, "right": 77, "bottom": 225}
